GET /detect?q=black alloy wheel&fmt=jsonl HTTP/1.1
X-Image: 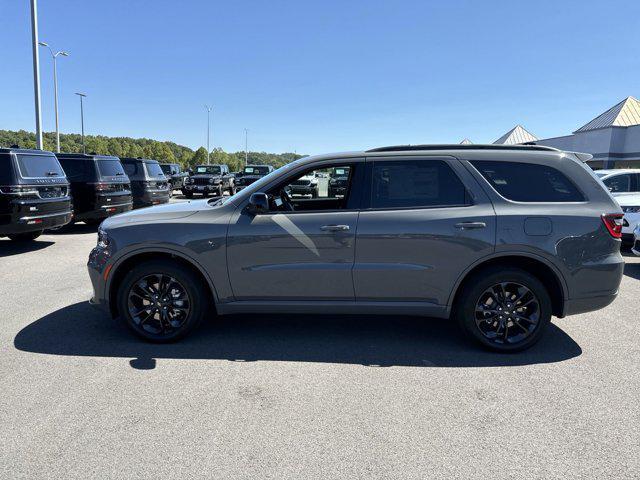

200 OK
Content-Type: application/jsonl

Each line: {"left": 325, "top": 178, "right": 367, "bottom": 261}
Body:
{"left": 455, "top": 267, "right": 551, "bottom": 352}
{"left": 117, "top": 260, "right": 208, "bottom": 342}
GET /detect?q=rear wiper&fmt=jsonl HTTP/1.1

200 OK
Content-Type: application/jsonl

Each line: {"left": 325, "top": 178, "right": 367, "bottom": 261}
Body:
{"left": 46, "top": 171, "right": 59, "bottom": 176}
{"left": 115, "top": 172, "right": 124, "bottom": 176}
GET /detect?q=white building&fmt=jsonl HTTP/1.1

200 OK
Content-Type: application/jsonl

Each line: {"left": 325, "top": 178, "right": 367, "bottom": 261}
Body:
{"left": 519, "top": 96, "right": 640, "bottom": 169}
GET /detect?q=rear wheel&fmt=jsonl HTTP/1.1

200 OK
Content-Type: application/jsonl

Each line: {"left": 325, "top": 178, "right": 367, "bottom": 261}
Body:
{"left": 454, "top": 267, "right": 551, "bottom": 352}
{"left": 117, "top": 260, "right": 209, "bottom": 342}
{"left": 8, "top": 231, "right": 42, "bottom": 242}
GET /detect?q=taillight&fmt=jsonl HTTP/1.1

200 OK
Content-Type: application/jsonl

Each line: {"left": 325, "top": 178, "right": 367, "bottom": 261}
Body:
{"left": 94, "top": 183, "right": 109, "bottom": 191}
{"left": 601, "top": 213, "right": 624, "bottom": 238}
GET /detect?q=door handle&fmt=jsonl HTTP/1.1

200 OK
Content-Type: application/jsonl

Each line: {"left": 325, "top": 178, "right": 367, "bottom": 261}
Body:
{"left": 320, "top": 224, "right": 350, "bottom": 231}
{"left": 455, "top": 221, "right": 486, "bottom": 230}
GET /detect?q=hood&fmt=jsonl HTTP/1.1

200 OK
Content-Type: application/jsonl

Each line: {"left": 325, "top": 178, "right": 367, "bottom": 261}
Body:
{"left": 102, "top": 199, "right": 208, "bottom": 228}
{"left": 614, "top": 194, "right": 640, "bottom": 207}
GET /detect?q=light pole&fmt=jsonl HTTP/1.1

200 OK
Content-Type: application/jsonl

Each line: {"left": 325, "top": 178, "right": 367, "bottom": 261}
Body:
{"left": 205, "top": 105, "right": 212, "bottom": 163}
{"left": 39, "top": 41, "right": 69, "bottom": 153}
{"left": 75, "top": 93, "right": 86, "bottom": 154}
{"left": 244, "top": 128, "right": 248, "bottom": 167}
{"left": 30, "top": 0, "right": 43, "bottom": 149}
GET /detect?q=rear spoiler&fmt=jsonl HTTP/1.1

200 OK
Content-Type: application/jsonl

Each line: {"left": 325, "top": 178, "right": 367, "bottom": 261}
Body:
{"left": 567, "top": 151, "right": 593, "bottom": 162}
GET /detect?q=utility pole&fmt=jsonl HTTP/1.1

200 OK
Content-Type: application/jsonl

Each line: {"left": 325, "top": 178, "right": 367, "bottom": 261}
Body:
{"left": 244, "top": 128, "right": 248, "bottom": 167}
{"left": 75, "top": 93, "right": 86, "bottom": 153}
{"left": 205, "top": 105, "right": 212, "bottom": 163}
{"left": 39, "top": 42, "right": 69, "bottom": 153}
{"left": 30, "top": 0, "right": 43, "bottom": 149}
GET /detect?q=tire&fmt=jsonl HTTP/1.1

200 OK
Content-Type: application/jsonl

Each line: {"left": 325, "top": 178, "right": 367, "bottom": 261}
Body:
{"left": 229, "top": 184, "right": 237, "bottom": 195}
{"left": 116, "top": 259, "right": 209, "bottom": 342}
{"left": 454, "top": 267, "right": 551, "bottom": 352}
{"left": 8, "top": 231, "right": 42, "bottom": 242}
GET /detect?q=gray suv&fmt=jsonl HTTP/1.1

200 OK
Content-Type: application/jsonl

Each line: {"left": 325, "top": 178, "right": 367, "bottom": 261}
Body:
{"left": 88, "top": 145, "right": 624, "bottom": 352}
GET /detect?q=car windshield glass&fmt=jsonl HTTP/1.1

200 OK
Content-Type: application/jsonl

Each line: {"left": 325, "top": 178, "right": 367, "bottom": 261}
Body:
{"left": 244, "top": 166, "right": 269, "bottom": 175}
{"left": 97, "top": 159, "right": 126, "bottom": 177}
{"left": 196, "top": 166, "right": 221, "bottom": 174}
{"left": 15, "top": 153, "right": 64, "bottom": 178}
{"left": 145, "top": 162, "right": 164, "bottom": 177}
{"left": 159, "top": 164, "right": 171, "bottom": 174}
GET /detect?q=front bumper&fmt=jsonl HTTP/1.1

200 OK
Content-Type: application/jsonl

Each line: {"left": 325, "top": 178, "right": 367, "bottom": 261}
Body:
{"left": 182, "top": 184, "right": 222, "bottom": 195}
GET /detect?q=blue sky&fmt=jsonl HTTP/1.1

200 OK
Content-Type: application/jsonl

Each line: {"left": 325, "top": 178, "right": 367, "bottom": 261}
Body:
{"left": 1, "top": 0, "right": 639, "bottom": 154}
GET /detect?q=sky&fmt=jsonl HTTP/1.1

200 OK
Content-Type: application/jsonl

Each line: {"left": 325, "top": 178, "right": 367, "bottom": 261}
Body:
{"left": 1, "top": 0, "right": 639, "bottom": 155}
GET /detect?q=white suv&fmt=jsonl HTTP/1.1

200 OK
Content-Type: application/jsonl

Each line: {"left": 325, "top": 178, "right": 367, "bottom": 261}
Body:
{"left": 595, "top": 169, "right": 640, "bottom": 245}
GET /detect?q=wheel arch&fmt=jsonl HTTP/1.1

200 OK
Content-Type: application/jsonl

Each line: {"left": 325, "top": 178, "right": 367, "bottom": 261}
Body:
{"left": 448, "top": 253, "right": 568, "bottom": 318}
{"left": 107, "top": 248, "right": 219, "bottom": 319}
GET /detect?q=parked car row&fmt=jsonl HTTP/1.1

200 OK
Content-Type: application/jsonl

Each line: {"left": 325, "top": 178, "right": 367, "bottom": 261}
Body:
{"left": 0, "top": 147, "right": 172, "bottom": 241}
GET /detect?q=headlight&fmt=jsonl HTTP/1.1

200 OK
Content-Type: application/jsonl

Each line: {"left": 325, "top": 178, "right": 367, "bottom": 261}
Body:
{"left": 622, "top": 206, "right": 640, "bottom": 213}
{"left": 97, "top": 228, "right": 110, "bottom": 249}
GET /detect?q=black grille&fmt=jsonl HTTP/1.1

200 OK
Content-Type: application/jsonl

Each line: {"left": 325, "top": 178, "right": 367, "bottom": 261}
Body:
{"left": 193, "top": 177, "right": 212, "bottom": 186}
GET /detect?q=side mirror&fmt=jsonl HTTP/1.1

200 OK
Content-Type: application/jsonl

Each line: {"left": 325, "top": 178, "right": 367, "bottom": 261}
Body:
{"left": 248, "top": 192, "right": 269, "bottom": 214}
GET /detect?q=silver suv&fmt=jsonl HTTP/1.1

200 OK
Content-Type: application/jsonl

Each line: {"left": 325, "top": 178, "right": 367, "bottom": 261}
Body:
{"left": 88, "top": 145, "right": 625, "bottom": 352}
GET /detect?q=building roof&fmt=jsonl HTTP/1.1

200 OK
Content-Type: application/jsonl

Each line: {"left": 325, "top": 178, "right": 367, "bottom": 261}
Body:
{"left": 574, "top": 96, "right": 640, "bottom": 133}
{"left": 460, "top": 138, "right": 473, "bottom": 144}
{"left": 493, "top": 125, "right": 538, "bottom": 145}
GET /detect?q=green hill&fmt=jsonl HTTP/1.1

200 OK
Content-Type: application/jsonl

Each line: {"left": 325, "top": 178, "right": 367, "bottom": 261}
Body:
{"left": 0, "top": 129, "right": 303, "bottom": 172}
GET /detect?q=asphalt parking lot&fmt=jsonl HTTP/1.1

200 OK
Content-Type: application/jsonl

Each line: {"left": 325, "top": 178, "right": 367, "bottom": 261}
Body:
{"left": 1, "top": 195, "right": 639, "bottom": 479}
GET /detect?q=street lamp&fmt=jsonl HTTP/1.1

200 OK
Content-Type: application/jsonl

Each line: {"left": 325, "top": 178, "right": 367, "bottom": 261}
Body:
{"left": 38, "top": 41, "right": 69, "bottom": 153}
{"left": 205, "top": 105, "right": 212, "bottom": 163}
{"left": 244, "top": 128, "right": 248, "bottom": 167}
{"left": 30, "top": 0, "right": 43, "bottom": 149}
{"left": 75, "top": 93, "right": 86, "bottom": 154}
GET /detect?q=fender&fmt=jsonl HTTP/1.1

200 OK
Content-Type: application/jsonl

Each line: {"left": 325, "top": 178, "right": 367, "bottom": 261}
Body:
{"left": 445, "top": 250, "right": 569, "bottom": 313}
{"left": 106, "top": 245, "right": 221, "bottom": 306}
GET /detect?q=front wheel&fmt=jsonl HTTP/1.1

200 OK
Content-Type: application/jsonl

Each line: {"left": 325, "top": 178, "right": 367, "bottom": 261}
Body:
{"left": 454, "top": 267, "right": 551, "bottom": 352}
{"left": 117, "top": 260, "right": 209, "bottom": 342}
{"left": 8, "top": 231, "right": 42, "bottom": 242}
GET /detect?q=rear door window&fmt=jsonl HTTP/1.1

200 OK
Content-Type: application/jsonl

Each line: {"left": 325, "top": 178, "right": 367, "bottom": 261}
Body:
{"left": 97, "top": 159, "right": 126, "bottom": 177}
{"left": 471, "top": 161, "right": 585, "bottom": 202}
{"left": 371, "top": 159, "right": 469, "bottom": 209}
{"left": 15, "top": 154, "right": 65, "bottom": 178}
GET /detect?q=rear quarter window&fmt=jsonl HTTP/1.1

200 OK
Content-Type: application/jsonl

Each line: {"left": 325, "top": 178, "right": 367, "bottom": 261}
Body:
{"left": 471, "top": 161, "right": 585, "bottom": 202}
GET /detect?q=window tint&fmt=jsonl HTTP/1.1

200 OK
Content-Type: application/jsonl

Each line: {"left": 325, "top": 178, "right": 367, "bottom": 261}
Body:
{"left": 15, "top": 154, "right": 64, "bottom": 178}
{"left": 122, "top": 162, "right": 139, "bottom": 176}
{"left": 97, "top": 159, "right": 126, "bottom": 177}
{"left": 371, "top": 160, "right": 468, "bottom": 209}
{"left": 471, "top": 161, "right": 585, "bottom": 202}
{"left": 145, "top": 162, "right": 164, "bottom": 177}
{"left": 603, "top": 174, "right": 631, "bottom": 193}
{"left": 58, "top": 158, "right": 92, "bottom": 180}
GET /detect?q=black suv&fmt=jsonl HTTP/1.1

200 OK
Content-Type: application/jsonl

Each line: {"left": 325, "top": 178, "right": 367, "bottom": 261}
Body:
{"left": 159, "top": 162, "right": 188, "bottom": 193}
{"left": 182, "top": 164, "right": 235, "bottom": 198}
{"left": 235, "top": 164, "right": 274, "bottom": 191}
{"left": 56, "top": 153, "right": 133, "bottom": 225}
{"left": 121, "top": 158, "right": 170, "bottom": 209}
{"left": 0, "top": 147, "right": 72, "bottom": 241}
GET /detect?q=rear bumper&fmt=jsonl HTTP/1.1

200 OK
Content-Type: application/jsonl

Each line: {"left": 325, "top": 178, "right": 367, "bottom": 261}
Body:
{"left": 133, "top": 190, "right": 171, "bottom": 208}
{"left": 563, "top": 293, "right": 618, "bottom": 317}
{"left": 0, "top": 209, "right": 72, "bottom": 235}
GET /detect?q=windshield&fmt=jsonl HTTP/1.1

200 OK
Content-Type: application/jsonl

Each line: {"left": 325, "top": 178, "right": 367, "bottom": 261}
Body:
{"left": 97, "top": 159, "right": 126, "bottom": 177}
{"left": 243, "top": 166, "right": 270, "bottom": 175}
{"left": 145, "top": 162, "right": 165, "bottom": 177}
{"left": 195, "top": 166, "right": 221, "bottom": 174}
{"left": 15, "top": 153, "right": 65, "bottom": 178}
{"left": 159, "top": 164, "right": 172, "bottom": 174}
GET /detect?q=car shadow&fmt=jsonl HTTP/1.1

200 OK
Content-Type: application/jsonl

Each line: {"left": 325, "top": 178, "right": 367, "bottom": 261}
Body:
{"left": 624, "top": 262, "right": 640, "bottom": 280}
{"left": 48, "top": 223, "right": 98, "bottom": 235}
{"left": 14, "top": 302, "right": 582, "bottom": 370}
{"left": 0, "top": 239, "right": 54, "bottom": 257}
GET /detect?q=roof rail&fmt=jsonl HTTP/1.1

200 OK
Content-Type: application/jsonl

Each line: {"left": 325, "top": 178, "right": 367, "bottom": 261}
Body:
{"left": 366, "top": 144, "right": 560, "bottom": 153}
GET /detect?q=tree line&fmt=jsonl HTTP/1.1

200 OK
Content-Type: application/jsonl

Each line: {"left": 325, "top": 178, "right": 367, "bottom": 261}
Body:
{"left": 0, "top": 130, "right": 304, "bottom": 172}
